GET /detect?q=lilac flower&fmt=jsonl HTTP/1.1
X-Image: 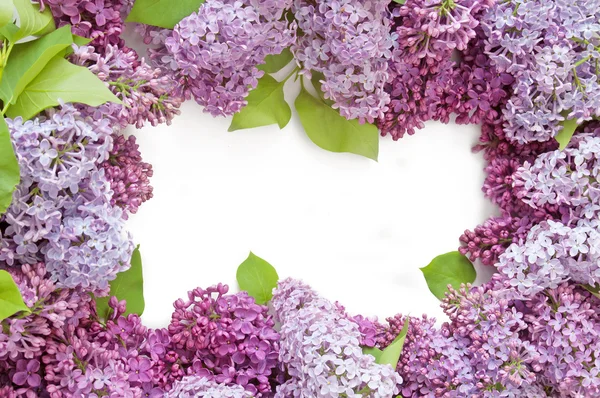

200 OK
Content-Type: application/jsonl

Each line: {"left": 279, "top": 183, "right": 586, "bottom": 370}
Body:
{"left": 271, "top": 278, "right": 402, "bottom": 397}
{"left": 165, "top": 376, "right": 253, "bottom": 398}
{"left": 150, "top": 0, "right": 296, "bottom": 117}
{"left": 12, "top": 359, "right": 41, "bottom": 387}
{"left": 101, "top": 134, "right": 153, "bottom": 217}
{"left": 1, "top": 105, "right": 134, "bottom": 291}
{"left": 292, "top": 0, "right": 394, "bottom": 123}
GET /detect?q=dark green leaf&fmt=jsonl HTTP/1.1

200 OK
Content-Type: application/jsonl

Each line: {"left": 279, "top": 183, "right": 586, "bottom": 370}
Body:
{"left": 556, "top": 112, "right": 578, "bottom": 150}
{"left": 0, "top": 25, "right": 73, "bottom": 105}
{"left": 126, "top": 0, "right": 205, "bottom": 29}
{"left": 582, "top": 284, "right": 600, "bottom": 299}
{"left": 95, "top": 246, "right": 145, "bottom": 320}
{"left": 379, "top": 317, "right": 409, "bottom": 367}
{"left": 236, "top": 252, "right": 279, "bottom": 305}
{"left": 258, "top": 48, "right": 293, "bottom": 73}
{"left": 229, "top": 74, "right": 291, "bottom": 131}
{"left": 0, "top": 270, "right": 30, "bottom": 321}
{"left": 6, "top": 56, "right": 121, "bottom": 120}
{"left": 0, "top": 116, "right": 19, "bottom": 215}
{"left": 420, "top": 251, "right": 476, "bottom": 300}
{"left": 13, "top": 0, "right": 55, "bottom": 41}
{"left": 362, "top": 346, "right": 383, "bottom": 362}
{"left": 295, "top": 85, "right": 379, "bottom": 161}
{"left": 0, "top": 0, "right": 13, "bottom": 29}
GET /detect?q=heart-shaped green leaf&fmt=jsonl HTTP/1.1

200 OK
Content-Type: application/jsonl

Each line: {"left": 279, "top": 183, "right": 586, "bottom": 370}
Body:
{"left": 12, "top": 0, "right": 55, "bottom": 41}
{"left": 0, "top": 270, "right": 30, "bottom": 322}
{"left": 258, "top": 48, "right": 294, "bottom": 74}
{"left": 0, "top": 115, "right": 19, "bottom": 215}
{"left": 229, "top": 74, "right": 291, "bottom": 131}
{"left": 95, "top": 246, "right": 145, "bottom": 320}
{"left": 420, "top": 251, "right": 476, "bottom": 300}
{"left": 236, "top": 252, "right": 279, "bottom": 305}
{"left": 126, "top": 0, "right": 205, "bottom": 29}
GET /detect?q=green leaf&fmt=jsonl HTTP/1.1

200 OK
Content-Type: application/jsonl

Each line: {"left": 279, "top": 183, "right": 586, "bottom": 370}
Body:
{"left": 378, "top": 317, "right": 410, "bottom": 367}
{"left": 0, "top": 270, "right": 30, "bottom": 322}
{"left": 258, "top": 48, "right": 293, "bottom": 73}
{"left": 0, "top": 0, "right": 13, "bottom": 29}
{"left": 6, "top": 56, "right": 121, "bottom": 120}
{"left": 582, "top": 284, "right": 600, "bottom": 299}
{"left": 420, "top": 251, "right": 476, "bottom": 300}
{"left": 126, "top": 0, "right": 205, "bottom": 29}
{"left": 236, "top": 252, "right": 279, "bottom": 305}
{"left": 362, "top": 346, "right": 383, "bottom": 362}
{"left": 12, "top": 0, "right": 55, "bottom": 41}
{"left": 294, "top": 84, "right": 379, "bottom": 161}
{"left": 95, "top": 246, "right": 145, "bottom": 320}
{"left": 393, "top": 0, "right": 406, "bottom": 3}
{"left": 228, "top": 74, "right": 291, "bottom": 131}
{"left": 556, "top": 112, "right": 578, "bottom": 150}
{"left": 0, "top": 25, "right": 73, "bottom": 105}
{"left": 0, "top": 116, "right": 19, "bottom": 215}
{"left": 0, "top": 22, "right": 19, "bottom": 42}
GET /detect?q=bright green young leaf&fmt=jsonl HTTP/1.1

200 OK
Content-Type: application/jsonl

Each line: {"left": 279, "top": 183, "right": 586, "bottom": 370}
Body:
{"left": 582, "top": 284, "right": 600, "bottom": 299}
{"left": 0, "top": 0, "right": 13, "bottom": 29}
{"left": 95, "top": 246, "right": 145, "bottom": 320}
{"left": 126, "top": 0, "right": 205, "bottom": 29}
{"left": 393, "top": 0, "right": 406, "bottom": 3}
{"left": 236, "top": 252, "right": 279, "bottom": 305}
{"left": 295, "top": 85, "right": 379, "bottom": 161}
{"left": 0, "top": 270, "right": 30, "bottom": 322}
{"left": 0, "top": 25, "right": 73, "bottom": 105}
{"left": 13, "top": 0, "right": 55, "bottom": 41}
{"left": 229, "top": 74, "right": 291, "bottom": 131}
{"left": 0, "top": 116, "right": 19, "bottom": 215}
{"left": 362, "top": 346, "right": 383, "bottom": 362}
{"left": 556, "top": 113, "right": 578, "bottom": 150}
{"left": 258, "top": 48, "right": 293, "bottom": 73}
{"left": 420, "top": 251, "right": 476, "bottom": 300}
{"left": 6, "top": 56, "right": 121, "bottom": 120}
{"left": 0, "top": 22, "right": 19, "bottom": 42}
{"left": 379, "top": 317, "right": 410, "bottom": 367}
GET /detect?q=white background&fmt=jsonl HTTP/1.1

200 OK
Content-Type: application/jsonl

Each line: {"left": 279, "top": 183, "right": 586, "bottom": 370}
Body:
{"left": 123, "top": 27, "right": 497, "bottom": 329}
{"left": 126, "top": 100, "right": 497, "bottom": 329}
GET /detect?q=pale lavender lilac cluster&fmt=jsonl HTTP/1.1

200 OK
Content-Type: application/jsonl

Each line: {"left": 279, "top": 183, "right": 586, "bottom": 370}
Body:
{"left": 150, "top": 0, "right": 296, "bottom": 117}
{"left": 271, "top": 278, "right": 402, "bottom": 397}
{"left": 292, "top": 0, "right": 394, "bottom": 123}
{"left": 0, "top": 105, "right": 134, "bottom": 291}
{"left": 72, "top": 44, "right": 182, "bottom": 128}
{"left": 165, "top": 377, "right": 253, "bottom": 398}
{"left": 482, "top": 0, "right": 600, "bottom": 143}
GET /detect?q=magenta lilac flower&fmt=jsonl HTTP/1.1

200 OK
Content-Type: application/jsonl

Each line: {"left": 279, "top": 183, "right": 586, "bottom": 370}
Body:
{"left": 101, "top": 134, "right": 154, "bottom": 217}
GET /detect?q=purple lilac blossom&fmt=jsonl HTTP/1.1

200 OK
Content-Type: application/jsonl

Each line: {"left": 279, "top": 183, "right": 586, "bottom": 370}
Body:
{"left": 71, "top": 44, "right": 182, "bottom": 128}
{"left": 163, "top": 284, "right": 281, "bottom": 396}
{"left": 101, "top": 134, "right": 154, "bottom": 217}
{"left": 292, "top": 0, "right": 394, "bottom": 123}
{"left": 155, "top": 0, "right": 296, "bottom": 117}
{"left": 271, "top": 278, "right": 402, "bottom": 397}
{"left": 482, "top": 0, "right": 600, "bottom": 143}
{"left": 165, "top": 377, "right": 253, "bottom": 398}
{"left": 0, "top": 105, "right": 134, "bottom": 291}
{"left": 37, "top": 0, "right": 128, "bottom": 52}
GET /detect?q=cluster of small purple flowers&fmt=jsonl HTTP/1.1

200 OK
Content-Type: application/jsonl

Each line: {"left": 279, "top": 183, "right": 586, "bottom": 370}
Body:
{"left": 292, "top": 0, "right": 394, "bottom": 123}
{"left": 101, "top": 134, "right": 154, "bottom": 216}
{"left": 37, "top": 0, "right": 129, "bottom": 51}
{"left": 146, "top": 0, "right": 295, "bottom": 117}
{"left": 482, "top": 0, "right": 600, "bottom": 144}
{"left": 0, "top": 105, "right": 134, "bottom": 291}
{"left": 71, "top": 44, "right": 182, "bottom": 128}
{"left": 272, "top": 278, "right": 402, "bottom": 397}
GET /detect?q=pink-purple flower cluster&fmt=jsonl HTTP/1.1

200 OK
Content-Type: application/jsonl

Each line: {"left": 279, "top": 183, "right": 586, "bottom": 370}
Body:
{"left": 148, "top": 0, "right": 296, "bottom": 117}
